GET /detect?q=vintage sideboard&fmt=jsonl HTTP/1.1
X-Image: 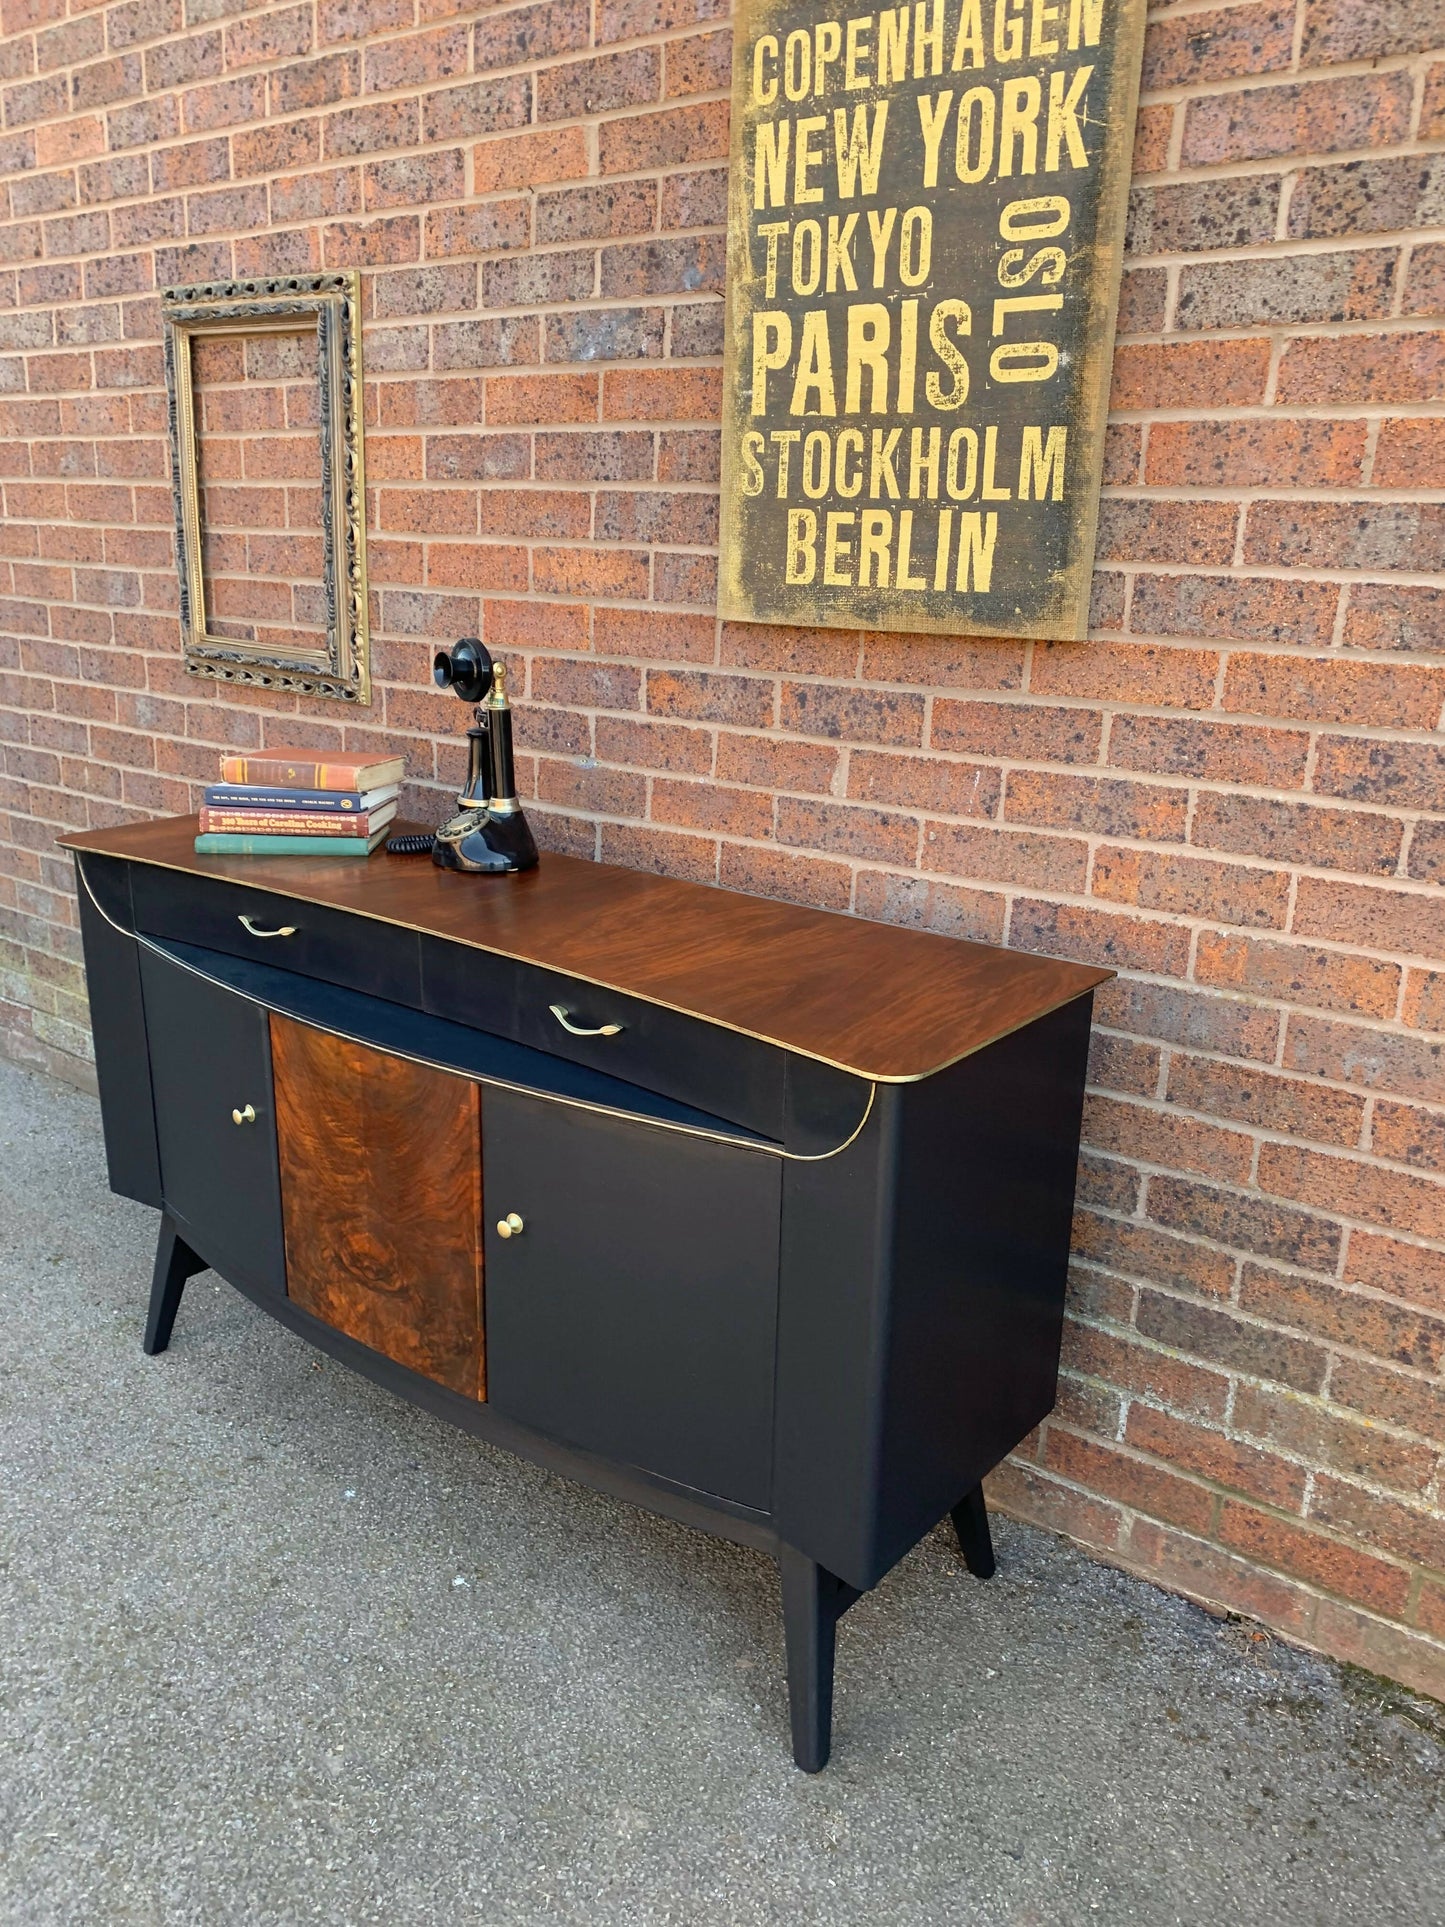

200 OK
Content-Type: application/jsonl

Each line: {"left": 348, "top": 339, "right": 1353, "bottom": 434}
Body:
{"left": 62, "top": 815, "right": 1107, "bottom": 1770}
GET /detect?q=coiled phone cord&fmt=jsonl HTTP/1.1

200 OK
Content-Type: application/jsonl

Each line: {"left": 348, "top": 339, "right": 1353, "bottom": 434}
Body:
{"left": 386, "top": 832, "right": 435, "bottom": 854}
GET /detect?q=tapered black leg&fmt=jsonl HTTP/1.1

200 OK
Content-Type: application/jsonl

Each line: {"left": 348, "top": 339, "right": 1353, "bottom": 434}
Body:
{"left": 778, "top": 1546, "right": 860, "bottom": 1772}
{"left": 951, "top": 1483, "right": 996, "bottom": 1579}
{"left": 144, "top": 1215, "right": 206, "bottom": 1356}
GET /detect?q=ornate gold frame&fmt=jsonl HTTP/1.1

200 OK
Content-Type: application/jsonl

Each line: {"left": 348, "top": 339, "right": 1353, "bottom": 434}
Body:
{"left": 161, "top": 272, "right": 370, "bottom": 705}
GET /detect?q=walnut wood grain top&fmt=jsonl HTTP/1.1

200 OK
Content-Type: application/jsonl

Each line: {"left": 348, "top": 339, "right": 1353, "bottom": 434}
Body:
{"left": 61, "top": 814, "right": 1110, "bottom": 1082}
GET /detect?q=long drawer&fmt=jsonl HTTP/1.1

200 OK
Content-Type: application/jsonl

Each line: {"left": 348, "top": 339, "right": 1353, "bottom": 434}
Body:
{"left": 420, "top": 936, "right": 788, "bottom": 1141}
{"left": 129, "top": 863, "right": 422, "bottom": 1005}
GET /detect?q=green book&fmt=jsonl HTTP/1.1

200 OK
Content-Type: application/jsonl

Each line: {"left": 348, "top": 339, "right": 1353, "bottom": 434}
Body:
{"left": 194, "top": 828, "right": 389, "bottom": 857}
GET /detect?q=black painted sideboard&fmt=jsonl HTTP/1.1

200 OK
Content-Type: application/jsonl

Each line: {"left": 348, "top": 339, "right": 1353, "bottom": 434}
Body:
{"left": 63, "top": 815, "right": 1107, "bottom": 1770}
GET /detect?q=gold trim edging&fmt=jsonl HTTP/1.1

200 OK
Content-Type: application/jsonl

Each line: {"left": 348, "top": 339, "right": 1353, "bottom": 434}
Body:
{"left": 75, "top": 856, "right": 876, "bottom": 1165}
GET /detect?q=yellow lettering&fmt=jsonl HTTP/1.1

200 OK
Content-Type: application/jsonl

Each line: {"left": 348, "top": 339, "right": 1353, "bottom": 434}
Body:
{"left": 993, "top": 0, "right": 1024, "bottom": 62}
{"left": 859, "top": 509, "right": 892, "bottom": 587}
{"left": 896, "top": 509, "right": 927, "bottom": 588}
{"left": 739, "top": 430, "right": 765, "bottom": 496}
{"left": 1029, "top": 0, "right": 1060, "bottom": 57}
{"left": 757, "top": 219, "right": 788, "bottom": 297}
{"left": 771, "top": 428, "right": 800, "bottom": 495}
{"left": 908, "top": 425, "right": 941, "bottom": 498}
{"left": 790, "top": 311, "right": 838, "bottom": 416}
{"left": 751, "top": 311, "right": 792, "bottom": 414}
{"left": 925, "top": 298, "right": 971, "bottom": 409}
{"left": 1019, "top": 425, "right": 1067, "bottom": 500}
{"left": 1000, "top": 194, "right": 1070, "bottom": 239}
{"left": 913, "top": 0, "right": 944, "bottom": 77}
{"left": 981, "top": 425, "right": 1010, "bottom": 500}
{"left": 999, "top": 76, "right": 1041, "bottom": 177}
{"left": 754, "top": 122, "right": 790, "bottom": 211}
{"left": 814, "top": 20, "right": 843, "bottom": 93}
{"left": 897, "top": 298, "right": 919, "bottom": 411}
{"left": 1067, "top": 0, "right": 1104, "bottom": 51}
{"left": 917, "top": 90, "right": 954, "bottom": 189}
{"left": 824, "top": 510, "right": 855, "bottom": 584}
{"left": 866, "top": 206, "right": 898, "bottom": 286}
{"left": 792, "top": 219, "right": 823, "bottom": 294}
{"left": 802, "top": 428, "right": 832, "bottom": 497}
{"left": 846, "top": 304, "right": 891, "bottom": 413}
{"left": 836, "top": 427, "right": 865, "bottom": 497}
{"left": 933, "top": 507, "right": 953, "bottom": 588}
{"left": 845, "top": 13, "right": 873, "bottom": 87}
{"left": 794, "top": 115, "right": 827, "bottom": 203}
{"left": 752, "top": 35, "right": 779, "bottom": 107}
{"left": 899, "top": 206, "right": 933, "bottom": 285}
{"left": 878, "top": 6, "right": 909, "bottom": 83}
{"left": 955, "top": 86, "right": 995, "bottom": 183}
{"left": 786, "top": 508, "right": 818, "bottom": 583}
{"left": 1046, "top": 64, "right": 1092, "bottom": 171}
{"left": 869, "top": 428, "right": 902, "bottom": 498}
{"left": 991, "top": 341, "right": 1060, "bottom": 381}
{"left": 955, "top": 511, "right": 999, "bottom": 592}
{"left": 951, "top": 0, "right": 984, "bottom": 67}
{"left": 827, "top": 212, "right": 860, "bottom": 291}
{"left": 998, "top": 243, "right": 1066, "bottom": 287}
{"left": 946, "top": 426, "right": 978, "bottom": 499}
{"left": 992, "top": 292, "right": 1064, "bottom": 333}
{"left": 783, "top": 28, "right": 811, "bottom": 100}
{"left": 833, "top": 102, "right": 889, "bottom": 198}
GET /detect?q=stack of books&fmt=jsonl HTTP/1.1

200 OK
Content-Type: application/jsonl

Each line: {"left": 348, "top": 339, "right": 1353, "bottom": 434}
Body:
{"left": 195, "top": 747, "right": 407, "bottom": 857}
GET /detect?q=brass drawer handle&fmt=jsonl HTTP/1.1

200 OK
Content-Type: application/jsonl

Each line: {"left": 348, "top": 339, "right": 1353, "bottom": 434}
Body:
{"left": 496, "top": 1212, "right": 524, "bottom": 1239}
{"left": 549, "top": 1003, "right": 623, "bottom": 1038}
{"left": 232, "top": 1104, "right": 256, "bottom": 1126}
{"left": 238, "top": 915, "right": 296, "bottom": 938}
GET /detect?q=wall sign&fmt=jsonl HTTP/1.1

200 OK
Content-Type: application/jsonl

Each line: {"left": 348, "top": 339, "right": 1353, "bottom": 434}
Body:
{"left": 719, "top": 0, "right": 1146, "bottom": 640}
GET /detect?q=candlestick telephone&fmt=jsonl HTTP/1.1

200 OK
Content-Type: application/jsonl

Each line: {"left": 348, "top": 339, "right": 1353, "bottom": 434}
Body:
{"left": 387, "top": 637, "right": 539, "bottom": 874}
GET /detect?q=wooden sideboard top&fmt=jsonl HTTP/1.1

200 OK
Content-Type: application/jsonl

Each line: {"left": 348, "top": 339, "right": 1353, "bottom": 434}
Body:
{"left": 61, "top": 814, "right": 1109, "bottom": 1082}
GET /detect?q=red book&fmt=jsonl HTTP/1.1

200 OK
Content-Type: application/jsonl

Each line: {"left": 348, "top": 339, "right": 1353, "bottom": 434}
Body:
{"left": 198, "top": 804, "right": 396, "bottom": 838}
{"left": 219, "top": 748, "right": 405, "bottom": 791}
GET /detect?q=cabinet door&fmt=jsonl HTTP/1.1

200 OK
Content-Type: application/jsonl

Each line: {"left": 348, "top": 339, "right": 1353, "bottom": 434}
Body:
{"left": 483, "top": 1092, "right": 781, "bottom": 1509}
{"left": 138, "top": 948, "right": 286, "bottom": 1295}
{"left": 270, "top": 1016, "right": 485, "bottom": 1400}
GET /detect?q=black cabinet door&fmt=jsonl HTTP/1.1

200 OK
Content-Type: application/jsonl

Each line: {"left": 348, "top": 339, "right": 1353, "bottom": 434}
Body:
{"left": 483, "top": 1092, "right": 782, "bottom": 1510}
{"left": 138, "top": 948, "right": 286, "bottom": 1297}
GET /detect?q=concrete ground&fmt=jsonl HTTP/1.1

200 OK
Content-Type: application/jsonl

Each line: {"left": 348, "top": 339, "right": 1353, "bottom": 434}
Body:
{"left": 1, "top": 1057, "right": 1442, "bottom": 1927}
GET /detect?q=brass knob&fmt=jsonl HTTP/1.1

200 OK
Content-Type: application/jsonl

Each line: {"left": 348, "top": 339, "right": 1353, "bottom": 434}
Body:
{"left": 496, "top": 1212, "right": 524, "bottom": 1239}
{"left": 232, "top": 1104, "right": 256, "bottom": 1126}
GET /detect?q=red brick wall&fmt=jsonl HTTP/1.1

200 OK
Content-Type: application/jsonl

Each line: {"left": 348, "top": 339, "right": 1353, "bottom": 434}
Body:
{"left": 1, "top": 0, "right": 1443, "bottom": 1697}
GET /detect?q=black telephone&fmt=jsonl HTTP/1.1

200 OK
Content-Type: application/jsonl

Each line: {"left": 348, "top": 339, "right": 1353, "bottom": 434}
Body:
{"left": 388, "top": 637, "right": 539, "bottom": 874}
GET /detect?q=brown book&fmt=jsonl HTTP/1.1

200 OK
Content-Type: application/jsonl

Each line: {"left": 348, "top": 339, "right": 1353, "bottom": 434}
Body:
{"left": 219, "top": 748, "right": 406, "bottom": 791}
{"left": 198, "top": 803, "right": 396, "bottom": 838}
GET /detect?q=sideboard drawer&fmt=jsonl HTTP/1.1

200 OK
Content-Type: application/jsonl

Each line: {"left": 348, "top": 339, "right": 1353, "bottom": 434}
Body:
{"left": 421, "top": 936, "right": 786, "bottom": 1140}
{"left": 130, "top": 864, "right": 421, "bottom": 1005}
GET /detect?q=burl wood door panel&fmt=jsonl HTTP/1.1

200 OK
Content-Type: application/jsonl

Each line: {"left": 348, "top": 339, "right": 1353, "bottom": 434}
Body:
{"left": 270, "top": 1015, "right": 484, "bottom": 1399}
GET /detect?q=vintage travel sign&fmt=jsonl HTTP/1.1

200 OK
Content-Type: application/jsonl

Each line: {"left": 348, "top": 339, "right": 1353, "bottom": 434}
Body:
{"left": 719, "top": 0, "right": 1147, "bottom": 639}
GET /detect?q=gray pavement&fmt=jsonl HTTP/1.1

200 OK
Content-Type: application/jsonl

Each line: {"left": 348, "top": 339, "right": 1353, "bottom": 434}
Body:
{"left": 1, "top": 1055, "right": 1442, "bottom": 1926}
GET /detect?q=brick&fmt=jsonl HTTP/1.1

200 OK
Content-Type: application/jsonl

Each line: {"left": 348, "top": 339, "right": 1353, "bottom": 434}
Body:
{"left": 717, "top": 841, "right": 851, "bottom": 912}
{"left": 930, "top": 700, "right": 1101, "bottom": 766}
{"left": 1373, "top": 417, "right": 1445, "bottom": 490}
{"left": 1234, "top": 1383, "right": 1434, "bottom": 1496}
{"left": 594, "top": 0, "right": 728, "bottom": 41}
{"left": 1372, "top": 1100, "right": 1445, "bottom": 1177}
{"left": 1261, "top": 1139, "right": 1445, "bottom": 1243}
{"left": 852, "top": 870, "right": 1005, "bottom": 945}
{"left": 535, "top": 430, "right": 653, "bottom": 483}
{"left": 1127, "top": 1518, "right": 1317, "bottom": 1635}
{"left": 653, "top": 777, "right": 772, "bottom": 841}
{"left": 778, "top": 683, "right": 922, "bottom": 748}
{"left": 530, "top": 658, "right": 641, "bottom": 712}
{"left": 599, "top": 821, "right": 716, "bottom": 884}
{"left": 1127, "top": 1405, "right": 1307, "bottom": 1510}
{"left": 1110, "top": 339, "right": 1271, "bottom": 411}
{"left": 1404, "top": 243, "right": 1445, "bottom": 319}
{"left": 1032, "top": 642, "right": 1218, "bottom": 710}
{"left": 1087, "top": 1032, "right": 1163, "bottom": 1099}
{"left": 1006, "top": 769, "right": 1188, "bottom": 843}
{"left": 1217, "top": 1500, "right": 1410, "bottom": 1617}
{"left": 1093, "top": 846, "right": 1289, "bottom": 931}
{"left": 1310, "top": 1477, "right": 1445, "bottom": 1576}
{"left": 537, "top": 48, "right": 659, "bottom": 123}
{"left": 1405, "top": 820, "right": 1445, "bottom": 886}
{"left": 715, "top": 732, "right": 839, "bottom": 797}
{"left": 1196, "top": 931, "right": 1401, "bottom": 1021}
{"left": 600, "top": 234, "right": 725, "bottom": 301}
{"left": 537, "top": 182, "right": 656, "bottom": 247}
{"left": 1126, "top": 178, "right": 1279, "bottom": 257}
{"left": 1135, "top": 574, "right": 1341, "bottom": 650}
{"left": 1329, "top": 1354, "right": 1445, "bottom": 1446}
{"left": 1302, "top": 0, "right": 1445, "bottom": 62}
{"left": 1195, "top": 793, "right": 1404, "bottom": 878}
{"left": 1043, "top": 1428, "right": 1216, "bottom": 1535}
{"left": 1132, "top": 104, "right": 1172, "bottom": 177}
{"left": 1255, "top": 500, "right": 1445, "bottom": 574}
{"left": 1175, "top": 250, "right": 1397, "bottom": 331}
{"left": 474, "top": 126, "right": 588, "bottom": 195}
{"left": 1278, "top": 332, "right": 1445, "bottom": 408}
{"left": 474, "top": 0, "right": 590, "bottom": 72}
{"left": 661, "top": 166, "right": 728, "bottom": 231}
{"left": 422, "top": 75, "right": 530, "bottom": 143}
{"left": 1289, "top": 157, "right": 1445, "bottom": 242}
{"left": 1182, "top": 74, "right": 1411, "bottom": 168}
{"left": 592, "top": 606, "right": 714, "bottom": 663}
{"left": 1293, "top": 875, "right": 1441, "bottom": 964}
{"left": 599, "top": 99, "right": 729, "bottom": 173}
{"left": 1009, "top": 900, "right": 1192, "bottom": 977}
{"left": 1098, "top": 499, "right": 1238, "bottom": 569}
{"left": 226, "top": 5, "right": 313, "bottom": 68}
{"left": 1142, "top": 2, "right": 1294, "bottom": 89}
{"left": 647, "top": 668, "right": 771, "bottom": 728}
{"left": 924, "top": 820, "right": 1088, "bottom": 893}
{"left": 1241, "top": 1262, "right": 1445, "bottom": 1374}
{"left": 1286, "top": 1013, "right": 1445, "bottom": 1107}
{"left": 1224, "top": 652, "right": 1445, "bottom": 729}
{"left": 594, "top": 715, "right": 711, "bottom": 776}
{"left": 425, "top": 201, "right": 530, "bottom": 259}
{"left": 270, "top": 52, "right": 360, "bottom": 115}
{"left": 1404, "top": 971, "right": 1445, "bottom": 1037}
{"left": 603, "top": 366, "right": 719, "bottom": 422}
{"left": 1145, "top": 418, "right": 1366, "bottom": 490}
{"left": 1137, "top": 1283, "right": 1328, "bottom": 1393}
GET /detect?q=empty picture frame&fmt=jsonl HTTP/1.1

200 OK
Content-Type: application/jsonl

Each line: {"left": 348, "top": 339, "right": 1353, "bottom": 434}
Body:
{"left": 161, "top": 271, "right": 371, "bottom": 705}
